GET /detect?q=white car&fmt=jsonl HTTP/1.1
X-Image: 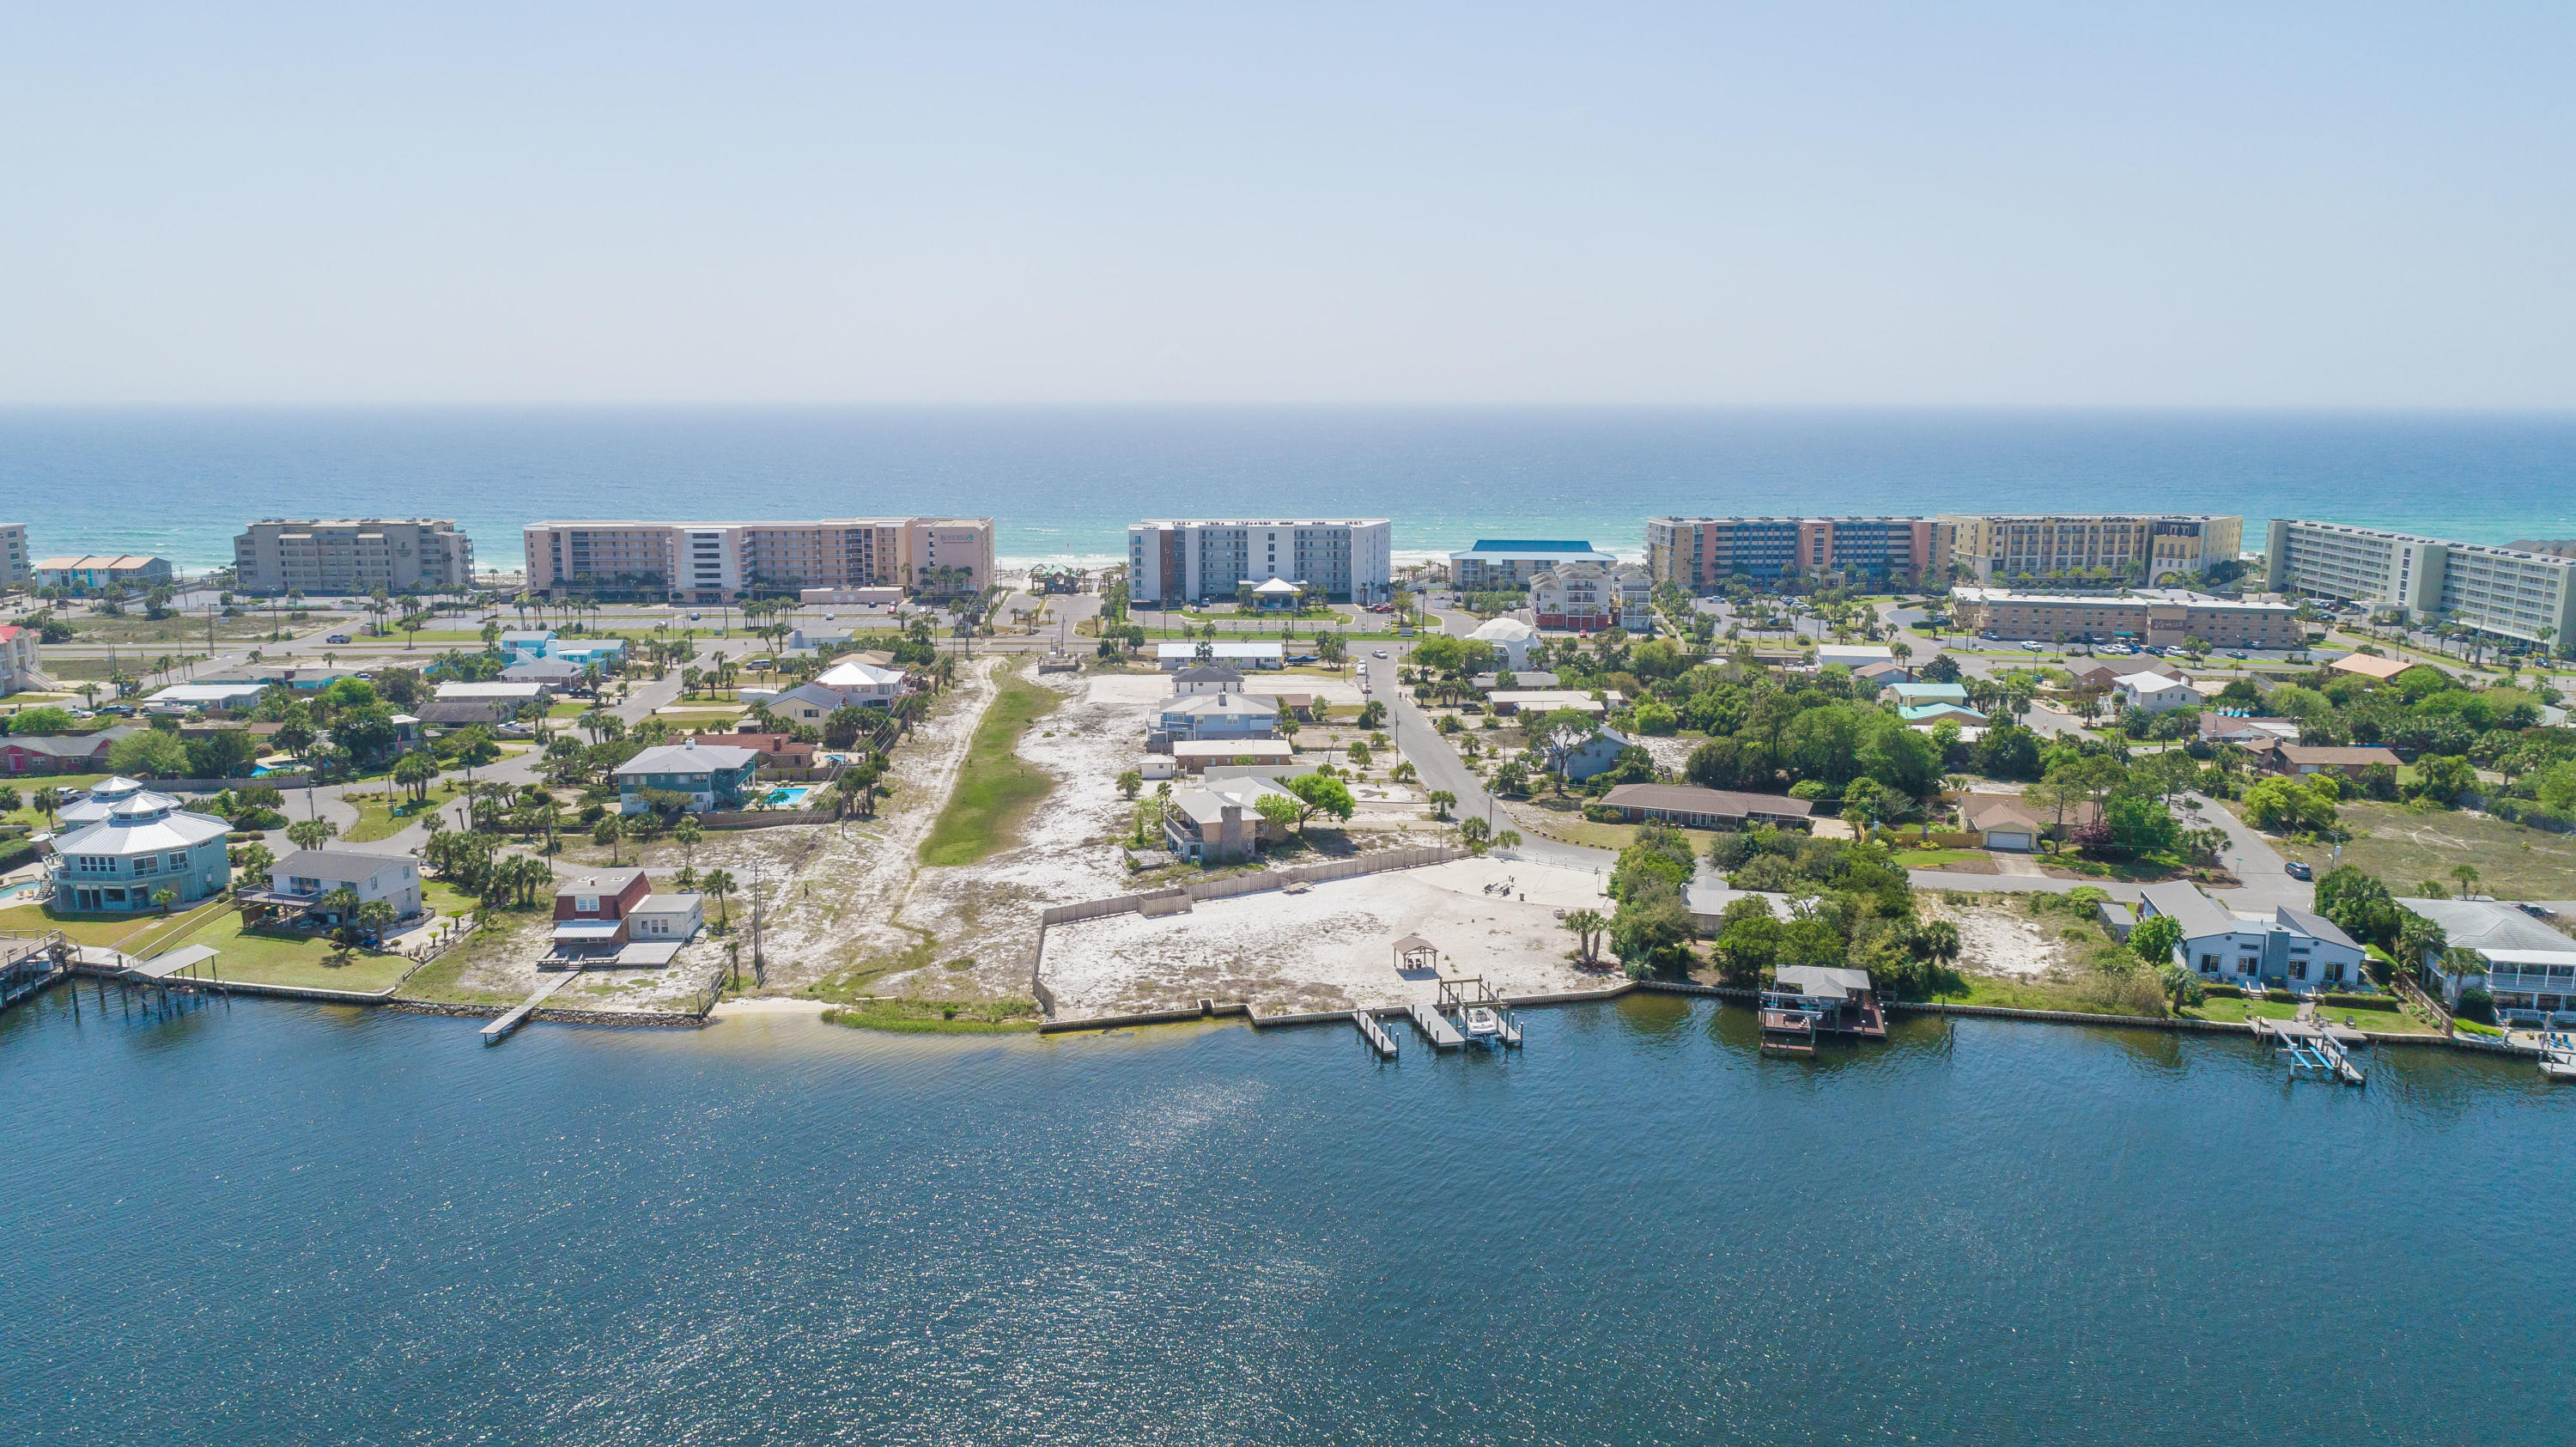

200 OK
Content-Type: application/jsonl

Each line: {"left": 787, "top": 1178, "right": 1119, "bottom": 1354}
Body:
{"left": 2020, "top": 640, "right": 2044, "bottom": 652}
{"left": 1374, "top": 649, "right": 1389, "bottom": 658}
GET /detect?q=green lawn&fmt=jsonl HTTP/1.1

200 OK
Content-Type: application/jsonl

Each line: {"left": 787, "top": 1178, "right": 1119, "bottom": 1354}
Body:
{"left": 819, "top": 996, "right": 1043, "bottom": 1034}
{"left": 160, "top": 911, "right": 420, "bottom": 992}
{"left": 919, "top": 664, "right": 1063, "bottom": 866}
{"left": 0, "top": 897, "right": 229, "bottom": 951}
{"left": 2180, "top": 995, "right": 2304, "bottom": 1024}
{"left": 1893, "top": 848, "right": 1991, "bottom": 869}
{"left": 343, "top": 782, "right": 464, "bottom": 842}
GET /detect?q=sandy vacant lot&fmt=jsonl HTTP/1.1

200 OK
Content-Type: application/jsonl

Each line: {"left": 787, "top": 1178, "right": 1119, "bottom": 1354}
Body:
{"left": 1040, "top": 856, "right": 1615, "bottom": 1018}
{"left": 1918, "top": 892, "right": 2064, "bottom": 979}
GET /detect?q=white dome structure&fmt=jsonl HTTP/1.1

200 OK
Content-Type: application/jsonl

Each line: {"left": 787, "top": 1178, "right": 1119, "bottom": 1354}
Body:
{"left": 1467, "top": 616, "right": 1538, "bottom": 670}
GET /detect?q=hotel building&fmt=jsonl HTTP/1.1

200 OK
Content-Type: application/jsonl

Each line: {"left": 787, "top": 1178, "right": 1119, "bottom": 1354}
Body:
{"left": 1644, "top": 517, "right": 1947, "bottom": 590}
{"left": 1950, "top": 587, "right": 2303, "bottom": 649}
{"left": 234, "top": 519, "right": 477, "bottom": 596}
{"left": 2264, "top": 520, "right": 2576, "bottom": 648}
{"left": 1939, "top": 514, "right": 2242, "bottom": 585}
{"left": 0, "top": 524, "right": 28, "bottom": 589}
{"left": 1127, "top": 519, "right": 1392, "bottom": 605}
{"left": 522, "top": 519, "right": 995, "bottom": 604}
{"left": 1446, "top": 539, "right": 1616, "bottom": 591}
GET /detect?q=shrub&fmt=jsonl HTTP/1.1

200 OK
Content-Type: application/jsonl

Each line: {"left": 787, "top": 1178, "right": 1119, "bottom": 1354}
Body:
{"left": 2456, "top": 986, "right": 2495, "bottom": 1024}
{"left": 2318, "top": 993, "right": 2398, "bottom": 1012}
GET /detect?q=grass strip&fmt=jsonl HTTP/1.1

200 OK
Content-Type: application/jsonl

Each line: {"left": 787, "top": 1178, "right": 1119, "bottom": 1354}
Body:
{"left": 918, "top": 664, "right": 1061, "bottom": 867}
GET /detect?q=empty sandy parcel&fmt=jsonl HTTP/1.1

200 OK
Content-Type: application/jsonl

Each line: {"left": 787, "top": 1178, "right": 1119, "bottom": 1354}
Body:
{"left": 1039, "top": 856, "right": 1616, "bottom": 1019}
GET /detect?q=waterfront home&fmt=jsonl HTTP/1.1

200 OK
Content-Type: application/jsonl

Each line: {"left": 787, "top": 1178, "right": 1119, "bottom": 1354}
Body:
{"left": 242, "top": 847, "right": 423, "bottom": 927}
{"left": 2269, "top": 744, "right": 2403, "bottom": 779}
{"left": 553, "top": 868, "right": 653, "bottom": 950}
{"left": 46, "top": 793, "right": 232, "bottom": 911}
{"left": 629, "top": 893, "right": 705, "bottom": 943}
{"left": 1, "top": 727, "right": 134, "bottom": 776}
{"left": 1172, "top": 739, "right": 1296, "bottom": 774}
{"left": 690, "top": 731, "right": 816, "bottom": 771}
{"left": 1760, "top": 965, "right": 1887, "bottom": 1053}
{"left": 2139, "top": 882, "right": 2366, "bottom": 993}
{"left": 2398, "top": 897, "right": 2576, "bottom": 1016}
{"left": 0, "top": 623, "right": 41, "bottom": 696}
{"left": 55, "top": 777, "right": 184, "bottom": 829}
{"left": 1153, "top": 641, "right": 1285, "bottom": 671}
{"left": 612, "top": 740, "right": 759, "bottom": 814}
{"left": 2117, "top": 672, "right": 2203, "bottom": 713}
{"left": 813, "top": 657, "right": 907, "bottom": 706}
{"left": 1163, "top": 776, "right": 1293, "bottom": 864}
{"left": 33, "top": 554, "right": 173, "bottom": 591}
{"left": 1171, "top": 663, "right": 1248, "bottom": 696}
{"left": 1598, "top": 783, "right": 1815, "bottom": 830}
{"left": 1467, "top": 616, "right": 1539, "bottom": 670}
{"left": 1157, "top": 691, "right": 1280, "bottom": 743}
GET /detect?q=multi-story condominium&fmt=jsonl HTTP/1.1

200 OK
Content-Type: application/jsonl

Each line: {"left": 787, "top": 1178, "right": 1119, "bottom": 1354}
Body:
{"left": 0, "top": 524, "right": 28, "bottom": 588}
{"left": 33, "top": 555, "right": 174, "bottom": 592}
{"left": 0, "top": 623, "right": 41, "bottom": 696}
{"left": 522, "top": 518, "right": 995, "bottom": 603}
{"left": 1939, "top": 514, "right": 2242, "bottom": 585}
{"left": 1127, "top": 519, "right": 1392, "bottom": 605}
{"left": 233, "top": 519, "right": 477, "bottom": 596}
{"left": 1446, "top": 539, "right": 1615, "bottom": 591}
{"left": 1644, "top": 517, "right": 1946, "bottom": 590}
{"left": 1529, "top": 560, "right": 1654, "bottom": 633}
{"left": 2264, "top": 520, "right": 2576, "bottom": 648}
{"left": 1949, "top": 587, "right": 2303, "bottom": 648}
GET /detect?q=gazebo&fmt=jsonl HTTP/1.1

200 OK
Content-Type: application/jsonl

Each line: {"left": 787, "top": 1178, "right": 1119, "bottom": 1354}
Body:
{"left": 1252, "top": 577, "right": 1305, "bottom": 610}
{"left": 1393, "top": 933, "right": 1440, "bottom": 974}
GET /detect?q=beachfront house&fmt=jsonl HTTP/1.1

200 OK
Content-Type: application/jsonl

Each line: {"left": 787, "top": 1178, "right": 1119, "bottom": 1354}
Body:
{"left": 1163, "top": 776, "right": 1293, "bottom": 864}
{"left": 2139, "top": 882, "right": 2366, "bottom": 993}
{"left": 629, "top": 893, "right": 706, "bottom": 943}
{"left": 46, "top": 792, "right": 232, "bottom": 912}
{"left": 612, "top": 740, "right": 760, "bottom": 814}
{"left": 245, "top": 847, "right": 424, "bottom": 927}
{"left": 813, "top": 658, "right": 907, "bottom": 706}
{"left": 2397, "top": 897, "right": 2576, "bottom": 1020}
{"left": 553, "top": 868, "right": 653, "bottom": 951}
{"left": 767, "top": 681, "right": 854, "bottom": 728}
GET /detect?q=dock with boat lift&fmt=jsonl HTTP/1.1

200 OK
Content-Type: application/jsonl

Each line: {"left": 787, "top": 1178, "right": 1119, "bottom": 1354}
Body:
{"left": 1405, "top": 1000, "right": 1465, "bottom": 1051}
{"left": 2254, "top": 1017, "right": 2366, "bottom": 1085}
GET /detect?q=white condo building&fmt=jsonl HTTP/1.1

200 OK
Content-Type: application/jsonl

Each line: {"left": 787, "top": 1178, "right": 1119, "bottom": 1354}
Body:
{"left": 523, "top": 519, "right": 994, "bottom": 604}
{"left": 2265, "top": 520, "right": 2576, "bottom": 648}
{"left": 1127, "top": 519, "right": 1392, "bottom": 605}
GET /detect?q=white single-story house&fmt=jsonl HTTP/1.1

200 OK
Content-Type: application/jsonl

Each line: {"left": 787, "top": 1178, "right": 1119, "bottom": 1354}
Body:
{"left": 143, "top": 681, "right": 274, "bottom": 711}
{"left": 814, "top": 658, "right": 908, "bottom": 705}
{"left": 1172, "top": 739, "right": 1296, "bottom": 773}
{"left": 629, "top": 893, "right": 705, "bottom": 942}
{"left": 1816, "top": 644, "right": 1896, "bottom": 672}
{"left": 1467, "top": 617, "right": 1539, "bottom": 671}
{"left": 1155, "top": 641, "right": 1285, "bottom": 671}
{"left": 433, "top": 680, "right": 552, "bottom": 705}
{"left": 2140, "top": 881, "right": 2366, "bottom": 993}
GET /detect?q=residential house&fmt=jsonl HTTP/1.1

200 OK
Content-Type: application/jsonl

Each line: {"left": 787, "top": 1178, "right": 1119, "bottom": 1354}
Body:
{"left": 1171, "top": 739, "right": 1296, "bottom": 774}
{"left": 1850, "top": 658, "right": 1911, "bottom": 689}
{"left": 500, "top": 655, "right": 586, "bottom": 686}
{"left": 550, "top": 641, "right": 624, "bottom": 669}
{"left": 690, "top": 731, "right": 817, "bottom": 771}
{"left": 1467, "top": 617, "right": 1539, "bottom": 670}
{"left": 767, "top": 681, "right": 854, "bottom": 729}
{"left": 0, "top": 623, "right": 42, "bottom": 696}
{"left": 1816, "top": 644, "right": 1896, "bottom": 672}
{"left": 1163, "top": 776, "right": 1294, "bottom": 864}
{"left": 2117, "top": 672, "right": 2204, "bottom": 713}
{"left": 1153, "top": 641, "right": 1285, "bottom": 671}
{"left": 1900, "top": 702, "right": 1990, "bottom": 727}
{"left": 1555, "top": 727, "right": 1640, "bottom": 782}
{"left": 144, "top": 681, "right": 272, "bottom": 712}
{"left": 33, "top": 555, "right": 174, "bottom": 591}
{"left": 56, "top": 777, "right": 184, "bottom": 829}
{"left": 1157, "top": 691, "right": 1280, "bottom": 743}
{"left": 612, "top": 740, "right": 760, "bottom": 814}
{"left": 2398, "top": 897, "right": 2576, "bottom": 1017}
{"left": 2139, "top": 882, "right": 2367, "bottom": 993}
{"left": 2271, "top": 744, "right": 2403, "bottom": 779}
{"left": 1487, "top": 689, "right": 1621, "bottom": 716}
{"left": 2199, "top": 714, "right": 2299, "bottom": 746}
{"left": 433, "top": 680, "right": 551, "bottom": 707}
{"left": 1597, "top": 783, "right": 1815, "bottom": 830}
{"left": 552, "top": 868, "right": 653, "bottom": 950}
{"left": 1472, "top": 670, "right": 1558, "bottom": 691}
{"left": 412, "top": 701, "right": 513, "bottom": 729}
{"left": 629, "top": 894, "right": 706, "bottom": 943}
{"left": 812, "top": 657, "right": 908, "bottom": 706}
{"left": 1962, "top": 795, "right": 2098, "bottom": 852}
{"left": 253, "top": 847, "right": 423, "bottom": 925}
{"left": 1170, "top": 664, "right": 1248, "bottom": 696}
{"left": 1, "top": 727, "right": 134, "bottom": 775}
{"left": 1528, "top": 559, "right": 1652, "bottom": 632}
{"left": 497, "top": 629, "right": 556, "bottom": 659}
{"left": 1884, "top": 681, "right": 1970, "bottom": 708}
{"left": 46, "top": 793, "right": 232, "bottom": 912}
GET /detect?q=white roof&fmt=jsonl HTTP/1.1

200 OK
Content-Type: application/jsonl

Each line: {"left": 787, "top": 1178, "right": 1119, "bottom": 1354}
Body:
{"left": 2123, "top": 672, "right": 2196, "bottom": 692}
{"left": 1163, "top": 692, "right": 1279, "bottom": 717}
{"left": 617, "top": 743, "right": 759, "bottom": 775}
{"left": 817, "top": 659, "right": 906, "bottom": 689}
{"left": 1252, "top": 577, "right": 1303, "bottom": 594}
{"left": 1491, "top": 690, "right": 1621, "bottom": 712}
{"left": 1815, "top": 645, "right": 1894, "bottom": 664}
{"left": 51, "top": 799, "right": 229, "bottom": 856}
{"left": 1469, "top": 617, "right": 1538, "bottom": 642}
{"left": 146, "top": 682, "right": 271, "bottom": 705}
{"left": 1155, "top": 641, "right": 1285, "bottom": 660}
{"left": 633, "top": 893, "right": 704, "bottom": 914}
{"left": 434, "top": 681, "right": 549, "bottom": 701}
{"left": 1171, "top": 739, "right": 1295, "bottom": 758}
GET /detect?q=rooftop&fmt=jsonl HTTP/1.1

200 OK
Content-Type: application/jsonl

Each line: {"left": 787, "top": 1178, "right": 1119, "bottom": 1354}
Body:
{"left": 617, "top": 742, "right": 760, "bottom": 775}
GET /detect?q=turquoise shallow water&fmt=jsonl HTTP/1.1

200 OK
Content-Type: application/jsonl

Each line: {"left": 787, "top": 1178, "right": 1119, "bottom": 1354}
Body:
{"left": 3, "top": 407, "right": 2573, "bottom": 568}
{"left": 3, "top": 992, "right": 2572, "bottom": 1444}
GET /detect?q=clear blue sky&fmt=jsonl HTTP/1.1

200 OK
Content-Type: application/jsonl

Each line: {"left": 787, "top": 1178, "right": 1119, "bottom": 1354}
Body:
{"left": 3, "top": 3, "right": 2570, "bottom": 405}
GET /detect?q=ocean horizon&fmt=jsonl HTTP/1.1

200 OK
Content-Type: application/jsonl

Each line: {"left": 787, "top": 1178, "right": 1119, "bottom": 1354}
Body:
{"left": 5, "top": 404, "right": 2574, "bottom": 575}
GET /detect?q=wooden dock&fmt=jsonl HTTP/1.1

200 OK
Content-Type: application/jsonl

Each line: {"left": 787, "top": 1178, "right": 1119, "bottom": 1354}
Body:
{"left": 2255, "top": 1018, "right": 2366, "bottom": 1085}
{"left": 483, "top": 970, "right": 582, "bottom": 1046}
{"left": 1405, "top": 1000, "right": 1464, "bottom": 1051}
{"left": 1352, "top": 1010, "right": 1398, "bottom": 1059}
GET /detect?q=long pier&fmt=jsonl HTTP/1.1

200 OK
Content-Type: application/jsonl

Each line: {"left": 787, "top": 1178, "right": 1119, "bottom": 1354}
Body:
{"left": 483, "top": 970, "right": 583, "bottom": 1046}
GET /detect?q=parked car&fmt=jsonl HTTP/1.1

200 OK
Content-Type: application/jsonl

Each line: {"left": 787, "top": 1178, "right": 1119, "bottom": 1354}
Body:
{"left": 2020, "top": 640, "right": 2044, "bottom": 652}
{"left": 1373, "top": 648, "right": 1389, "bottom": 658}
{"left": 2284, "top": 860, "right": 2313, "bottom": 880}
{"left": 2226, "top": 650, "right": 2247, "bottom": 659}
{"left": 326, "top": 633, "right": 351, "bottom": 644}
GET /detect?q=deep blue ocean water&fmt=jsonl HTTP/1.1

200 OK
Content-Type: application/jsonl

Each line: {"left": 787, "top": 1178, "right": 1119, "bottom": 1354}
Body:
{"left": 3, "top": 408, "right": 2573, "bottom": 570}
{"left": 3, "top": 992, "right": 2572, "bottom": 1445}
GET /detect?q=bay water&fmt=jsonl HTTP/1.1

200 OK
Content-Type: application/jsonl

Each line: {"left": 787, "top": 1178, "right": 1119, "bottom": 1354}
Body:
{"left": 3, "top": 993, "right": 2571, "bottom": 1444}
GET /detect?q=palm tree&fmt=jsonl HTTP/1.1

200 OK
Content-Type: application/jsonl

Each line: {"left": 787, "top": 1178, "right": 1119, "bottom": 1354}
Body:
{"left": 592, "top": 813, "right": 624, "bottom": 865}
{"left": 673, "top": 818, "right": 702, "bottom": 866}
{"left": 701, "top": 867, "right": 736, "bottom": 926}
{"left": 286, "top": 817, "right": 339, "bottom": 852}
{"left": 319, "top": 885, "right": 362, "bottom": 933}
{"left": 2451, "top": 863, "right": 2482, "bottom": 900}
{"left": 1562, "top": 908, "right": 1607, "bottom": 964}
{"left": 31, "top": 787, "right": 64, "bottom": 829}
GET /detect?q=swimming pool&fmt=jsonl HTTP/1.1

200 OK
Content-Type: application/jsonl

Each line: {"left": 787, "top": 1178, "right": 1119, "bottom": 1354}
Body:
{"left": 0, "top": 879, "right": 49, "bottom": 904}
{"left": 762, "top": 786, "right": 814, "bottom": 808}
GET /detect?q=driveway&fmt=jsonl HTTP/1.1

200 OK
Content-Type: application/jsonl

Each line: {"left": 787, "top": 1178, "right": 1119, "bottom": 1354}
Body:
{"left": 2180, "top": 791, "right": 2311, "bottom": 910}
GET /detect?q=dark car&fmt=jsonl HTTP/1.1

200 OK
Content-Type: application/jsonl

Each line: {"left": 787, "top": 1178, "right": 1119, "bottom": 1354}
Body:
{"left": 2284, "top": 860, "right": 2313, "bottom": 880}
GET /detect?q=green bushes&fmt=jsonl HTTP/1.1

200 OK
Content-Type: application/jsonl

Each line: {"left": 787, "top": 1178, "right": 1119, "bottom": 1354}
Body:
{"left": 2318, "top": 993, "right": 2399, "bottom": 1012}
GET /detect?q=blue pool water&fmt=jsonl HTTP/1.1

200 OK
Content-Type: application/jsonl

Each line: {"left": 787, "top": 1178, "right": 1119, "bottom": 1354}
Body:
{"left": 762, "top": 786, "right": 813, "bottom": 807}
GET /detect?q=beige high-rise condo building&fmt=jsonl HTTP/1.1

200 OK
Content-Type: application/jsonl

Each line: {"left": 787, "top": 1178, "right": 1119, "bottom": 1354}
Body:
{"left": 521, "top": 518, "right": 996, "bottom": 603}
{"left": 0, "top": 525, "right": 28, "bottom": 589}
{"left": 2265, "top": 520, "right": 2576, "bottom": 649}
{"left": 1644, "top": 517, "right": 1946, "bottom": 590}
{"left": 1938, "top": 514, "right": 2243, "bottom": 586}
{"left": 234, "top": 519, "right": 477, "bottom": 596}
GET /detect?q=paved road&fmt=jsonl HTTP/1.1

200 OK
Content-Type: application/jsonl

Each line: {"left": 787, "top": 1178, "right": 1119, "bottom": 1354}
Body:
{"left": 2178, "top": 791, "right": 2310, "bottom": 911}
{"left": 1381, "top": 641, "right": 1615, "bottom": 871}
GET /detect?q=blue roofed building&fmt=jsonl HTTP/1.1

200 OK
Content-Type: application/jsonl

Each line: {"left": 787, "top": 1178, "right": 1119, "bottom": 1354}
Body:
{"left": 1447, "top": 539, "right": 1615, "bottom": 592}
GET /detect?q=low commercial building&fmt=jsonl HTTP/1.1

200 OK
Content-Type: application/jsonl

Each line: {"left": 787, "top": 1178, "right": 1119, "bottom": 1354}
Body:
{"left": 1950, "top": 587, "right": 2302, "bottom": 649}
{"left": 1528, "top": 560, "right": 1652, "bottom": 632}
{"left": 2139, "top": 882, "right": 2367, "bottom": 994}
{"left": 523, "top": 517, "right": 995, "bottom": 603}
{"left": 1598, "top": 783, "right": 1815, "bottom": 830}
{"left": 1446, "top": 540, "right": 1615, "bottom": 591}
{"left": 613, "top": 740, "right": 761, "bottom": 813}
{"left": 1815, "top": 644, "right": 1895, "bottom": 672}
{"left": 2266, "top": 520, "right": 2576, "bottom": 649}
{"left": 1127, "top": 518, "right": 1392, "bottom": 605}
{"left": 1153, "top": 641, "right": 1285, "bottom": 671}
{"left": 46, "top": 793, "right": 232, "bottom": 912}
{"left": 233, "top": 519, "right": 476, "bottom": 595}
{"left": 33, "top": 555, "right": 173, "bottom": 592}
{"left": 1940, "top": 514, "right": 2243, "bottom": 586}
{"left": 1646, "top": 516, "right": 1946, "bottom": 590}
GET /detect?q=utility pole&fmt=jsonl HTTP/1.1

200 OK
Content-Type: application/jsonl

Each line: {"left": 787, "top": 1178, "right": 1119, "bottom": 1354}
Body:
{"left": 749, "top": 860, "right": 766, "bottom": 985}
